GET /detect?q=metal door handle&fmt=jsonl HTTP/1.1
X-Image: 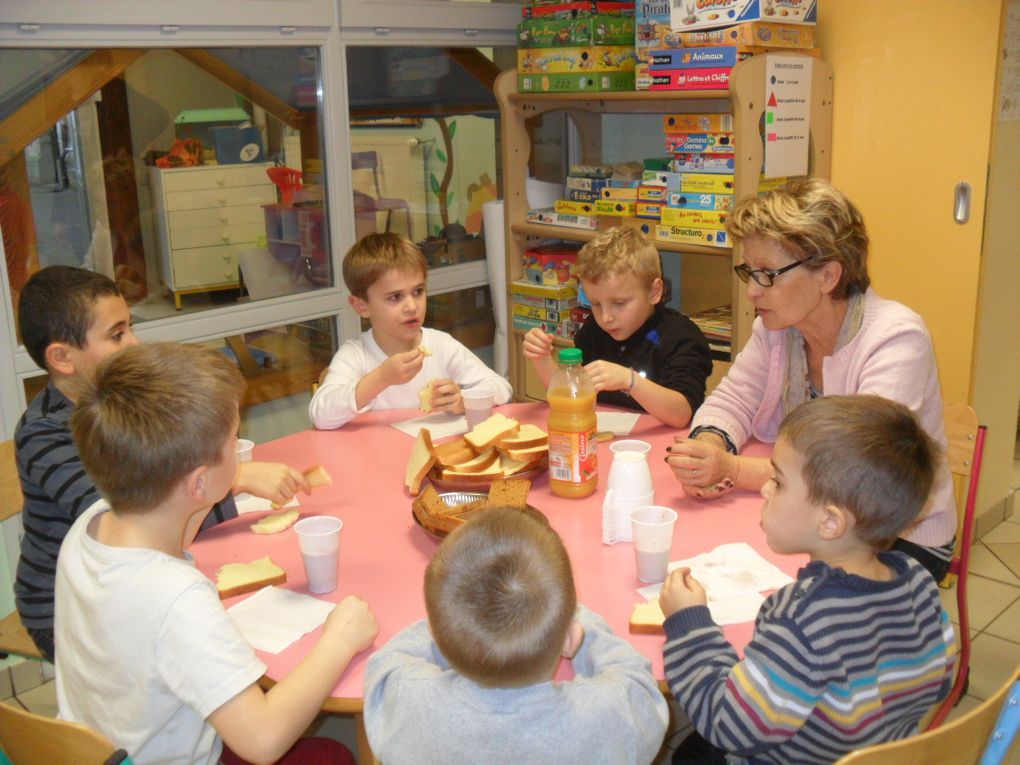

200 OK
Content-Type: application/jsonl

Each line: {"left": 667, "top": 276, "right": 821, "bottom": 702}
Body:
{"left": 954, "top": 182, "right": 971, "bottom": 224}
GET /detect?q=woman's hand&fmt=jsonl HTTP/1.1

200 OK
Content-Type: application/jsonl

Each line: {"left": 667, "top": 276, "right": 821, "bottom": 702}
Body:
{"left": 665, "top": 437, "right": 736, "bottom": 499}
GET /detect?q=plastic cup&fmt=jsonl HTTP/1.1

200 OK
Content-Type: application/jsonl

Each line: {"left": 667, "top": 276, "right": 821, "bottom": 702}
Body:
{"left": 462, "top": 388, "right": 495, "bottom": 430}
{"left": 607, "top": 450, "right": 654, "bottom": 499}
{"left": 235, "top": 438, "right": 255, "bottom": 463}
{"left": 630, "top": 506, "right": 678, "bottom": 583}
{"left": 294, "top": 516, "right": 343, "bottom": 594}
{"left": 610, "top": 439, "right": 652, "bottom": 456}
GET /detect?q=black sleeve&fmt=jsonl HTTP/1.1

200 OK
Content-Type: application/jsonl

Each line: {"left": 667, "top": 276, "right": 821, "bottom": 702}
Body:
{"left": 572, "top": 317, "right": 597, "bottom": 364}
{"left": 654, "top": 316, "right": 714, "bottom": 412}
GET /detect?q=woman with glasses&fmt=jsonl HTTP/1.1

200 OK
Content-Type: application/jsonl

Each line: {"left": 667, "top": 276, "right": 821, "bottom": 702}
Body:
{"left": 665, "top": 178, "right": 956, "bottom": 580}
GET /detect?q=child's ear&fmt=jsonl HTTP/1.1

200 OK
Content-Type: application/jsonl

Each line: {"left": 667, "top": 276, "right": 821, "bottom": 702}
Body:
{"left": 185, "top": 466, "right": 209, "bottom": 503}
{"left": 819, "top": 503, "right": 850, "bottom": 541}
{"left": 649, "top": 277, "right": 664, "bottom": 305}
{"left": 45, "top": 342, "right": 77, "bottom": 377}
{"left": 561, "top": 620, "right": 584, "bottom": 659}
{"left": 348, "top": 294, "right": 371, "bottom": 319}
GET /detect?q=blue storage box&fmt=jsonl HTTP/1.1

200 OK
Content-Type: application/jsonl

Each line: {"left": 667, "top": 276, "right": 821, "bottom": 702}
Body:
{"left": 212, "top": 126, "right": 265, "bottom": 165}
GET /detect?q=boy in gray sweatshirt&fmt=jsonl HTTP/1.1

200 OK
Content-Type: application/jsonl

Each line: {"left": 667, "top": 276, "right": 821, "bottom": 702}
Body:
{"left": 364, "top": 507, "right": 669, "bottom": 764}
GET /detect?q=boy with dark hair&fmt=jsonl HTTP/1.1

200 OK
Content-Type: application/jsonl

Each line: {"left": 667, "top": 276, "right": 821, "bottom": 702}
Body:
{"left": 660, "top": 395, "right": 955, "bottom": 764}
{"left": 309, "top": 232, "right": 511, "bottom": 429}
{"left": 523, "top": 226, "right": 712, "bottom": 428}
{"left": 364, "top": 507, "right": 669, "bottom": 764}
{"left": 14, "top": 265, "right": 308, "bottom": 660}
{"left": 57, "top": 342, "right": 378, "bottom": 765}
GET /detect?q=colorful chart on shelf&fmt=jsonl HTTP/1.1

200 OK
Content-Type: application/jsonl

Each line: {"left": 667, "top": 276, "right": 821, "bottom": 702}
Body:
{"left": 763, "top": 55, "right": 812, "bottom": 178}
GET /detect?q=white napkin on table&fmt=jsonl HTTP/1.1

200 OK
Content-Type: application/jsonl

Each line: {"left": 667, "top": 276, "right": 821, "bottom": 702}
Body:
{"left": 234, "top": 494, "right": 299, "bottom": 515}
{"left": 390, "top": 412, "right": 468, "bottom": 440}
{"left": 597, "top": 411, "right": 641, "bottom": 436}
{"left": 226, "top": 586, "right": 335, "bottom": 653}
{"left": 636, "top": 542, "right": 794, "bottom": 626}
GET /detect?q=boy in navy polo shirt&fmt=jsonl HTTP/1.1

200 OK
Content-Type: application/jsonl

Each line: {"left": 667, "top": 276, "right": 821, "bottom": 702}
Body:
{"left": 523, "top": 227, "right": 712, "bottom": 428}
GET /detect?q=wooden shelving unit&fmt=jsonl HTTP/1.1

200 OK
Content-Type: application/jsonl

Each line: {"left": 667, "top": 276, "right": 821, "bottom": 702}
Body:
{"left": 495, "top": 56, "right": 833, "bottom": 401}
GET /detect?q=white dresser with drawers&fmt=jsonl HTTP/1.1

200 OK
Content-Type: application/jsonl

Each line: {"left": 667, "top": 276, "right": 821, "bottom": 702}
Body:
{"left": 149, "top": 162, "right": 276, "bottom": 309}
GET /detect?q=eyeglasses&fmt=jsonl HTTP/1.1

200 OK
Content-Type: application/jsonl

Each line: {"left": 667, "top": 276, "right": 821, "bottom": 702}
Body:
{"left": 733, "top": 259, "right": 806, "bottom": 287}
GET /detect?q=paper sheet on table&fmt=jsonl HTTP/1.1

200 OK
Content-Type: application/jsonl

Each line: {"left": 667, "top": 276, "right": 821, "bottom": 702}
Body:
{"left": 390, "top": 412, "right": 469, "bottom": 439}
{"left": 227, "top": 586, "right": 335, "bottom": 654}
{"left": 636, "top": 542, "right": 794, "bottom": 625}
{"left": 234, "top": 494, "right": 299, "bottom": 515}
{"left": 597, "top": 411, "right": 641, "bottom": 436}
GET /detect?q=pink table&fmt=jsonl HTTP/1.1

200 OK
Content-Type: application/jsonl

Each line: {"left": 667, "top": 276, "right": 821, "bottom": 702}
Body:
{"left": 190, "top": 402, "right": 802, "bottom": 717}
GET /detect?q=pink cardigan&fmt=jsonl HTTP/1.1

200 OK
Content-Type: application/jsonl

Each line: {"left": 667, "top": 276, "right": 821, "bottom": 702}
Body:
{"left": 693, "top": 289, "right": 955, "bottom": 548}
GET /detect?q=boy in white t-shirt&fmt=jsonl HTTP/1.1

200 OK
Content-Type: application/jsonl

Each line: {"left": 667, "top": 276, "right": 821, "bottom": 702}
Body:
{"left": 309, "top": 232, "right": 512, "bottom": 429}
{"left": 56, "top": 342, "right": 378, "bottom": 765}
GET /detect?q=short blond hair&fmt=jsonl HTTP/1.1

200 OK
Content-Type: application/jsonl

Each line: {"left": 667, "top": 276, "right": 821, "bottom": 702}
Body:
{"left": 575, "top": 227, "right": 661, "bottom": 289}
{"left": 727, "top": 178, "right": 870, "bottom": 299}
{"left": 424, "top": 507, "right": 576, "bottom": 688}
{"left": 778, "top": 395, "right": 939, "bottom": 549}
{"left": 71, "top": 342, "right": 244, "bottom": 514}
{"left": 342, "top": 232, "right": 427, "bottom": 299}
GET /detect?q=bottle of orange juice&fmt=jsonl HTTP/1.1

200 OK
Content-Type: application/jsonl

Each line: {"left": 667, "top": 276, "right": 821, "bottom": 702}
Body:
{"left": 547, "top": 348, "right": 598, "bottom": 498}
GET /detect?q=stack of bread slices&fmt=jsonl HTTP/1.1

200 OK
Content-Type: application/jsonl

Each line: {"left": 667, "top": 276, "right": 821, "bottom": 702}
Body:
{"left": 412, "top": 478, "right": 532, "bottom": 536}
{"left": 405, "top": 413, "right": 549, "bottom": 496}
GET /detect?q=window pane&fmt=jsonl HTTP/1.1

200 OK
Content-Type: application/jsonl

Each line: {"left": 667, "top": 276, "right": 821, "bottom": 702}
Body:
{"left": 19, "top": 318, "right": 337, "bottom": 441}
{"left": 345, "top": 45, "right": 514, "bottom": 361}
{"left": 1, "top": 46, "right": 333, "bottom": 332}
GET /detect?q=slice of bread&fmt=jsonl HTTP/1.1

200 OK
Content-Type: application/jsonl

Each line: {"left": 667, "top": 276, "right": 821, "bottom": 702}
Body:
{"left": 465, "top": 413, "right": 520, "bottom": 452}
{"left": 629, "top": 600, "right": 666, "bottom": 635}
{"left": 303, "top": 464, "right": 332, "bottom": 488}
{"left": 440, "top": 462, "right": 503, "bottom": 481}
{"left": 487, "top": 478, "right": 531, "bottom": 509}
{"left": 405, "top": 429, "right": 437, "bottom": 496}
{"left": 250, "top": 509, "right": 300, "bottom": 535}
{"left": 446, "top": 449, "right": 499, "bottom": 474}
{"left": 419, "top": 379, "right": 436, "bottom": 413}
{"left": 503, "top": 443, "right": 549, "bottom": 463}
{"left": 216, "top": 556, "right": 286, "bottom": 599}
{"left": 497, "top": 423, "right": 549, "bottom": 450}
{"left": 433, "top": 437, "right": 475, "bottom": 467}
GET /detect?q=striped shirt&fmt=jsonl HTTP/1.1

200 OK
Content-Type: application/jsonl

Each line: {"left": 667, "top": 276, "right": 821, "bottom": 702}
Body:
{"left": 14, "top": 382, "right": 237, "bottom": 634}
{"left": 662, "top": 552, "right": 955, "bottom": 764}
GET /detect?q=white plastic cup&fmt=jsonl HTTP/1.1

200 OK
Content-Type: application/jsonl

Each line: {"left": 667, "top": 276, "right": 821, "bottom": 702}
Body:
{"left": 630, "top": 506, "right": 678, "bottom": 583}
{"left": 462, "top": 388, "right": 495, "bottom": 430}
{"left": 294, "top": 516, "right": 343, "bottom": 594}
{"left": 610, "top": 439, "right": 652, "bottom": 456}
{"left": 235, "top": 438, "right": 255, "bottom": 463}
{"left": 607, "top": 450, "right": 654, "bottom": 499}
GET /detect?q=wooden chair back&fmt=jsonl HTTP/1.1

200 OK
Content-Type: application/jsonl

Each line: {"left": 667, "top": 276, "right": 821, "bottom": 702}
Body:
{"left": 0, "top": 439, "right": 43, "bottom": 661}
{"left": 0, "top": 700, "right": 130, "bottom": 764}
{"left": 835, "top": 665, "right": 1020, "bottom": 764}
{"left": 943, "top": 403, "right": 981, "bottom": 565}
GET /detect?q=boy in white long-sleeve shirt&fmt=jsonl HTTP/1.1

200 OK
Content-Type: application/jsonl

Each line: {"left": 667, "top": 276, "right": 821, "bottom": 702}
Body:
{"left": 309, "top": 233, "right": 511, "bottom": 429}
{"left": 363, "top": 507, "right": 669, "bottom": 765}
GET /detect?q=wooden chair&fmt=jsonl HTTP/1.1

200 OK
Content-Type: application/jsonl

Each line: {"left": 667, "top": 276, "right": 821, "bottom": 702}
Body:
{"left": 834, "top": 666, "right": 1020, "bottom": 764}
{"left": 351, "top": 151, "right": 413, "bottom": 238}
{"left": 0, "top": 440, "right": 43, "bottom": 661}
{"left": 928, "top": 404, "right": 987, "bottom": 729}
{"left": 0, "top": 700, "right": 132, "bottom": 765}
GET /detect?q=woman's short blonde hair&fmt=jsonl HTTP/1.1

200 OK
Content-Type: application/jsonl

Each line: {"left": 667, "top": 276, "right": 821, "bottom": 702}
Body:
{"left": 727, "top": 178, "right": 870, "bottom": 299}
{"left": 575, "top": 226, "right": 661, "bottom": 289}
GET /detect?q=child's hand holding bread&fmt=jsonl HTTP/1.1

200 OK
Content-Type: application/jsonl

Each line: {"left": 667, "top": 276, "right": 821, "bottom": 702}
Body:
{"left": 235, "top": 462, "right": 311, "bottom": 507}
{"left": 422, "top": 378, "right": 464, "bottom": 415}
{"left": 658, "top": 567, "right": 707, "bottom": 617}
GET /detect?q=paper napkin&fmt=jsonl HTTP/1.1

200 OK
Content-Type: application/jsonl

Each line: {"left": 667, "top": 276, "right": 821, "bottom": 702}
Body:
{"left": 597, "top": 411, "right": 641, "bottom": 436}
{"left": 227, "top": 586, "right": 335, "bottom": 653}
{"left": 234, "top": 494, "right": 299, "bottom": 515}
{"left": 390, "top": 412, "right": 468, "bottom": 440}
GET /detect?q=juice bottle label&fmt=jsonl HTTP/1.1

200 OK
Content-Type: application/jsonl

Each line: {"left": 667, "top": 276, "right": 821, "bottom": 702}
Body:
{"left": 548, "top": 427, "right": 597, "bottom": 483}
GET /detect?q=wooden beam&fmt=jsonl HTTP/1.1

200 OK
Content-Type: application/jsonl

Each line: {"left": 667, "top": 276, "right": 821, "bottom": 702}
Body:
{"left": 0, "top": 154, "right": 40, "bottom": 306}
{"left": 174, "top": 49, "right": 303, "bottom": 129}
{"left": 0, "top": 49, "right": 144, "bottom": 167}
{"left": 442, "top": 48, "right": 503, "bottom": 92}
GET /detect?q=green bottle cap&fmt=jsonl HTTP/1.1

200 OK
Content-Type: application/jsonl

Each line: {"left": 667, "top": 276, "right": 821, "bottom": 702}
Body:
{"left": 559, "top": 348, "right": 582, "bottom": 364}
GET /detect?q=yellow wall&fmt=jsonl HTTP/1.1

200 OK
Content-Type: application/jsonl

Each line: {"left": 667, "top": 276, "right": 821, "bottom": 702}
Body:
{"left": 815, "top": 1, "right": 1001, "bottom": 404}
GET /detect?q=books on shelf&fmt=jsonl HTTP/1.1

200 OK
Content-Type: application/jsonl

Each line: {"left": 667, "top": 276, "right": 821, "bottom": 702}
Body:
{"left": 690, "top": 304, "right": 732, "bottom": 359}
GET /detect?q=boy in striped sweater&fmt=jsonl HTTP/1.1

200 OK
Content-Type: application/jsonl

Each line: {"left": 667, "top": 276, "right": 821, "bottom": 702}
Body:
{"left": 660, "top": 395, "right": 955, "bottom": 764}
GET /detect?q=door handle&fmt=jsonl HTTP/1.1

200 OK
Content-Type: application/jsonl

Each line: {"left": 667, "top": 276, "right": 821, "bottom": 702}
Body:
{"left": 954, "top": 182, "right": 971, "bottom": 224}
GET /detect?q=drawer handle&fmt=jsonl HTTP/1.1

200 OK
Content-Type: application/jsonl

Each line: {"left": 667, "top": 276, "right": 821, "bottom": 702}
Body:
{"left": 217, "top": 195, "right": 226, "bottom": 205}
{"left": 216, "top": 177, "right": 225, "bottom": 186}
{"left": 219, "top": 213, "right": 228, "bottom": 223}
{"left": 222, "top": 253, "right": 231, "bottom": 261}
{"left": 221, "top": 232, "right": 230, "bottom": 242}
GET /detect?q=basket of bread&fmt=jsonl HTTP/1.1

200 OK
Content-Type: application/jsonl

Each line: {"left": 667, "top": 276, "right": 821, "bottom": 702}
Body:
{"left": 404, "top": 413, "right": 549, "bottom": 495}
{"left": 412, "top": 477, "right": 535, "bottom": 539}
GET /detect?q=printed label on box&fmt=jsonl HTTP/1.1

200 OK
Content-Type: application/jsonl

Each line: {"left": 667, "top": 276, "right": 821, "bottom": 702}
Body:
{"left": 676, "top": 20, "right": 815, "bottom": 48}
{"left": 669, "top": 153, "right": 736, "bottom": 174}
{"left": 680, "top": 173, "right": 736, "bottom": 194}
{"left": 650, "top": 68, "right": 732, "bottom": 92}
{"left": 650, "top": 46, "right": 739, "bottom": 70}
{"left": 555, "top": 199, "right": 597, "bottom": 215}
{"left": 594, "top": 199, "right": 637, "bottom": 216}
{"left": 662, "top": 113, "right": 734, "bottom": 133}
{"left": 664, "top": 132, "right": 735, "bottom": 154}
{"left": 660, "top": 207, "right": 729, "bottom": 229}
{"left": 655, "top": 224, "right": 730, "bottom": 248}
{"left": 670, "top": 0, "right": 817, "bottom": 32}
{"left": 667, "top": 192, "right": 734, "bottom": 211}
